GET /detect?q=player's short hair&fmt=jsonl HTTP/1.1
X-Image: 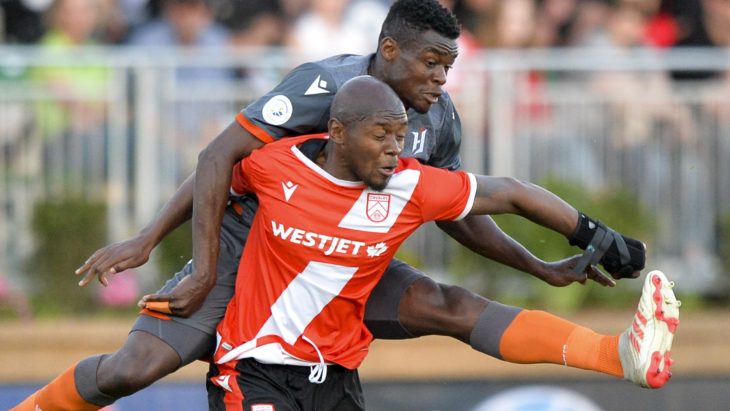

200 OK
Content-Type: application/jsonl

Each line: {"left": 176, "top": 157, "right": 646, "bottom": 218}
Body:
{"left": 378, "top": 0, "right": 460, "bottom": 46}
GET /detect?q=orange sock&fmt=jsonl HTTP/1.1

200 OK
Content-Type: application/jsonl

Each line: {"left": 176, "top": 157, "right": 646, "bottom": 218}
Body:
{"left": 11, "top": 363, "right": 101, "bottom": 411}
{"left": 498, "top": 310, "right": 623, "bottom": 378}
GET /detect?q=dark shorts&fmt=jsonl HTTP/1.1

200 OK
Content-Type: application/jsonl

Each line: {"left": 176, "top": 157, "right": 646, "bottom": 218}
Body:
{"left": 207, "top": 359, "right": 365, "bottom": 411}
{"left": 132, "top": 203, "right": 427, "bottom": 363}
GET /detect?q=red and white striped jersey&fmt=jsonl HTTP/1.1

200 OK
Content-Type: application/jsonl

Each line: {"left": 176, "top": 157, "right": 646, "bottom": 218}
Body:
{"left": 214, "top": 134, "right": 476, "bottom": 369}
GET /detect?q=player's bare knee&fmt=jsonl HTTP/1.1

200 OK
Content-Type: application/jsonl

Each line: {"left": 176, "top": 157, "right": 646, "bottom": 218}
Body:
{"left": 96, "top": 334, "right": 180, "bottom": 396}
{"left": 438, "top": 284, "right": 488, "bottom": 326}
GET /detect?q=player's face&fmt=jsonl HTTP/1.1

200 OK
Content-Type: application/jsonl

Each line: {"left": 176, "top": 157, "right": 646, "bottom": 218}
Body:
{"left": 346, "top": 112, "right": 408, "bottom": 191}
{"left": 386, "top": 31, "right": 458, "bottom": 114}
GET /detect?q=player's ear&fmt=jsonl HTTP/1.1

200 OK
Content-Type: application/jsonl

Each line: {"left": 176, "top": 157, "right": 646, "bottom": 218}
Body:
{"left": 379, "top": 37, "right": 399, "bottom": 62}
{"left": 328, "top": 118, "right": 345, "bottom": 144}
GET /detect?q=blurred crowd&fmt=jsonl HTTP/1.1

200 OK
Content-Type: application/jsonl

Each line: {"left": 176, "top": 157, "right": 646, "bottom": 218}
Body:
{"left": 1, "top": 0, "right": 729, "bottom": 61}
{"left": 2, "top": 0, "right": 730, "bottom": 316}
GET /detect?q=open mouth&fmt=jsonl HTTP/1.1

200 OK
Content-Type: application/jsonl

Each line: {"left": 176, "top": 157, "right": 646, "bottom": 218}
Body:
{"left": 424, "top": 92, "right": 442, "bottom": 104}
{"left": 379, "top": 165, "right": 396, "bottom": 176}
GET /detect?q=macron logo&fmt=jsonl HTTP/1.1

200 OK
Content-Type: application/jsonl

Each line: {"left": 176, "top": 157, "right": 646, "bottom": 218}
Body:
{"left": 305, "top": 75, "right": 330, "bottom": 95}
{"left": 215, "top": 375, "right": 233, "bottom": 392}
{"left": 282, "top": 181, "right": 298, "bottom": 201}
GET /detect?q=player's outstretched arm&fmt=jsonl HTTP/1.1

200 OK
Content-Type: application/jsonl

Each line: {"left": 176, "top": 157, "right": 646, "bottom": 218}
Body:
{"left": 470, "top": 176, "right": 645, "bottom": 280}
{"left": 139, "top": 121, "right": 264, "bottom": 317}
{"left": 436, "top": 216, "right": 611, "bottom": 286}
{"left": 76, "top": 173, "right": 196, "bottom": 287}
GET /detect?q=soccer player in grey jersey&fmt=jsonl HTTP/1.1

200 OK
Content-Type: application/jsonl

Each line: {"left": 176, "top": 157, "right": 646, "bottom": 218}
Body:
{"left": 13, "top": 1, "right": 644, "bottom": 410}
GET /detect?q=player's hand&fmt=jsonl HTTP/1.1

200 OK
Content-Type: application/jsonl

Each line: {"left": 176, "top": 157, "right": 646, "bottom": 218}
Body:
{"left": 600, "top": 238, "right": 644, "bottom": 280}
{"left": 539, "top": 255, "right": 617, "bottom": 287}
{"left": 75, "top": 235, "right": 154, "bottom": 287}
{"left": 138, "top": 274, "right": 211, "bottom": 317}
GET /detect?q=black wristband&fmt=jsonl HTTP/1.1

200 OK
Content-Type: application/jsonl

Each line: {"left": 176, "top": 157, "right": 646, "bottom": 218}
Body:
{"left": 568, "top": 212, "right": 645, "bottom": 278}
{"left": 568, "top": 213, "right": 605, "bottom": 250}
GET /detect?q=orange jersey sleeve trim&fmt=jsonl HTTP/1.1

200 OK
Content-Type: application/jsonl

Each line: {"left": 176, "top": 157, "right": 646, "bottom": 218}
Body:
{"left": 236, "top": 113, "right": 275, "bottom": 144}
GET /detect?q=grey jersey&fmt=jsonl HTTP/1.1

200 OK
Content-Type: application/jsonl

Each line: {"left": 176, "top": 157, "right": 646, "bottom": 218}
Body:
{"left": 242, "top": 54, "right": 463, "bottom": 170}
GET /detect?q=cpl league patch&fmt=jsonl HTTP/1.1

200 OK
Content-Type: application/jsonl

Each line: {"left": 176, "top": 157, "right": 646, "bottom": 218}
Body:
{"left": 262, "top": 95, "right": 293, "bottom": 126}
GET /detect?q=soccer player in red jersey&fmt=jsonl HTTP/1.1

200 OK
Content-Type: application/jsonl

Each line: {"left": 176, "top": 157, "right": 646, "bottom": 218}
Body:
{"left": 204, "top": 76, "right": 679, "bottom": 410}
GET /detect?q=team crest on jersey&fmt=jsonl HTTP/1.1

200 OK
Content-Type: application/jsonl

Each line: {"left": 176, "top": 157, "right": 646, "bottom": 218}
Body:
{"left": 366, "top": 193, "right": 390, "bottom": 222}
{"left": 262, "top": 95, "right": 293, "bottom": 126}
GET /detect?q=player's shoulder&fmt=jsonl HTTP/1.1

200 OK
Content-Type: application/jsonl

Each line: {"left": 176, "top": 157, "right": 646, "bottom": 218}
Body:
{"left": 263, "top": 133, "right": 328, "bottom": 151}
{"left": 396, "top": 157, "right": 426, "bottom": 172}
{"left": 292, "top": 54, "right": 373, "bottom": 90}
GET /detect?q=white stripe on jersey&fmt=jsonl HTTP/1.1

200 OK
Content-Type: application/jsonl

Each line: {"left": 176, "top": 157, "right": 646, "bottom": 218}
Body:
{"left": 338, "top": 169, "right": 420, "bottom": 233}
{"left": 255, "top": 261, "right": 358, "bottom": 343}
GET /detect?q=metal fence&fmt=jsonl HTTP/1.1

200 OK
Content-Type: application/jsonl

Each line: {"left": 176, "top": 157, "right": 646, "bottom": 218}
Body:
{"left": 1, "top": 46, "right": 729, "bottom": 295}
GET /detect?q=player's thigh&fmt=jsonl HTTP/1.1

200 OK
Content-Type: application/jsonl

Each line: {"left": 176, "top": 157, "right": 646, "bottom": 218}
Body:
{"left": 399, "top": 276, "right": 489, "bottom": 341}
{"left": 96, "top": 330, "right": 184, "bottom": 395}
{"left": 135, "top": 208, "right": 243, "bottom": 361}
{"left": 363, "top": 259, "right": 427, "bottom": 339}
{"left": 133, "top": 260, "right": 232, "bottom": 362}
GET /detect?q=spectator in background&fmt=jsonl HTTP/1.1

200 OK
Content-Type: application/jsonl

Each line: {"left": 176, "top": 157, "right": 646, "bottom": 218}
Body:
{"left": 0, "top": 0, "right": 48, "bottom": 43}
{"left": 129, "top": 0, "right": 235, "bottom": 172}
{"left": 534, "top": 0, "right": 579, "bottom": 47}
{"left": 100, "top": 0, "right": 152, "bottom": 43}
{"left": 480, "top": 0, "right": 539, "bottom": 48}
{"left": 567, "top": 0, "right": 612, "bottom": 47}
{"left": 589, "top": 3, "right": 711, "bottom": 273}
{"left": 693, "top": 0, "right": 730, "bottom": 47}
{"left": 129, "top": 0, "right": 231, "bottom": 73}
{"left": 533, "top": 0, "right": 616, "bottom": 48}
{"left": 31, "top": 0, "right": 110, "bottom": 194}
{"left": 451, "top": 0, "right": 497, "bottom": 47}
{"left": 217, "top": 0, "right": 284, "bottom": 48}
{"left": 589, "top": 2, "right": 694, "bottom": 147}
{"left": 285, "top": 0, "right": 388, "bottom": 61}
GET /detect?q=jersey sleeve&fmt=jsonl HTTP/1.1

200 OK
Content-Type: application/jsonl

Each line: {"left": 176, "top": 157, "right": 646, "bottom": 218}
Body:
{"left": 230, "top": 162, "right": 252, "bottom": 196}
{"left": 418, "top": 166, "right": 476, "bottom": 222}
{"left": 428, "top": 97, "right": 463, "bottom": 171}
{"left": 237, "top": 62, "right": 336, "bottom": 143}
{"left": 230, "top": 149, "right": 267, "bottom": 196}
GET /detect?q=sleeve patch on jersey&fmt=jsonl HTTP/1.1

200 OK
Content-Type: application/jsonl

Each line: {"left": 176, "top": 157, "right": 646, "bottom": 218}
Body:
{"left": 262, "top": 95, "right": 293, "bottom": 126}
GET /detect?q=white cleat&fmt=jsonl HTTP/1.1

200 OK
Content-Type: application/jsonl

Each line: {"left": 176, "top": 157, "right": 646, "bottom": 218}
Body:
{"left": 619, "top": 270, "right": 681, "bottom": 388}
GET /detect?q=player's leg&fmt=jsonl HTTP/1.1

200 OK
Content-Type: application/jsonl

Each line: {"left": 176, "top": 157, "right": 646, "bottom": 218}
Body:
{"left": 12, "top": 206, "right": 246, "bottom": 410}
{"left": 496, "top": 270, "right": 680, "bottom": 387}
{"left": 364, "top": 259, "right": 490, "bottom": 343}
{"left": 371, "top": 261, "right": 680, "bottom": 388}
{"left": 12, "top": 268, "right": 228, "bottom": 411}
